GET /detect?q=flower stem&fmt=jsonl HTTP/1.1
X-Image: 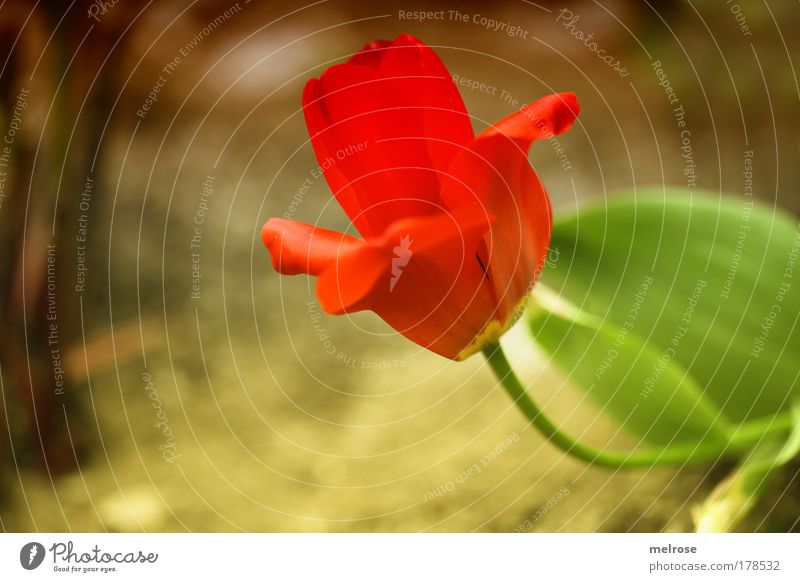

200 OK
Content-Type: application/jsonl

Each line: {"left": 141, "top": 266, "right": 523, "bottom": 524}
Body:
{"left": 482, "top": 343, "right": 790, "bottom": 469}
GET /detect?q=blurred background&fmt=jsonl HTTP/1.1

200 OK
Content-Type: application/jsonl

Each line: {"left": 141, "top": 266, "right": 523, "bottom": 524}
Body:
{"left": 1, "top": 0, "right": 798, "bottom": 532}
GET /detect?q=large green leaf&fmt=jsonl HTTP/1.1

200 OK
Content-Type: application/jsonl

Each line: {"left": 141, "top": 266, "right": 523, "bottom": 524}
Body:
{"left": 532, "top": 190, "right": 800, "bottom": 440}
{"left": 529, "top": 288, "right": 731, "bottom": 446}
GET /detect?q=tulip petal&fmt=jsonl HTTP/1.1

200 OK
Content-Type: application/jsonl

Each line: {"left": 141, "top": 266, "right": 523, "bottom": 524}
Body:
{"left": 302, "top": 78, "right": 374, "bottom": 237}
{"left": 316, "top": 208, "right": 497, "bottom": 359}
{"left": 347, "top": 39, "right": 392, "bottom": 68}
{"left": 376, "top": 34, "right": 475, "bottom": 170}
{"left": 442, "top": 93, "right": 580, "bottom": 322}
{"left": 483, "top": 92, "right": 580, "bottom": 150}
{"left": 262, "top": 217, "right": 360, "bottom": 276}
{"left": 302, "top": 34, "right": 474, "bottom": 237}
{"left": 312, "top": 64, "right": 442, "bottom": 234}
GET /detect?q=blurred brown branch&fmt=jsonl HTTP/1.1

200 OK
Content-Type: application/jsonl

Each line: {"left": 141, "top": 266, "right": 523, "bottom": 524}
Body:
{"left": 0, "top": 0, "right": 145, "bottom": 476}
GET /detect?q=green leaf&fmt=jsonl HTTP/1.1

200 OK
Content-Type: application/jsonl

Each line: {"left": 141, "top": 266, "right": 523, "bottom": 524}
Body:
{"left": 692, "top": 401, "right": 800, "bottom": 532}
{"left": 538, "top": 191, "right": 800, "bottom": 431}
{"left": 529, "top": 287, "right": 732, "bottom": 446}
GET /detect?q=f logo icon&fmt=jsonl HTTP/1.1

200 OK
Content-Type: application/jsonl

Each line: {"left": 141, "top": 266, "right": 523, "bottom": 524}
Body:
{"left": 19, "top": 542, "right": 45, "bottom": 570}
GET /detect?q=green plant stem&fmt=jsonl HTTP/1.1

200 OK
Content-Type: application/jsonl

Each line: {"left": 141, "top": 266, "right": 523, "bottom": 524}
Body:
{"left": 483, "top": 343, "right": 792, "bottom": 469}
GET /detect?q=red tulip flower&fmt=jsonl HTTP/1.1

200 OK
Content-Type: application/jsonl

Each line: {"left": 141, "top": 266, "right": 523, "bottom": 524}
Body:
{"left": 263, "top": 34, "right": 579, "bottom": 360}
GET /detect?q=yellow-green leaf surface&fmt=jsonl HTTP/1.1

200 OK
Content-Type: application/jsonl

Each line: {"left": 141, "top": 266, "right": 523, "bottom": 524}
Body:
{"left": 532, "top": 191, "right": 800, "bottom": 444}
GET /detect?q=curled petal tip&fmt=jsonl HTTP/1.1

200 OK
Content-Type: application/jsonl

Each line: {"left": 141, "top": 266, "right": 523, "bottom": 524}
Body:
{"left": 262, "top": 218, "right": 360, "bottom": 277}
{"left": 523, "top": 92, "right": 580, "bottom": 137}
{"left": 553, "top": 92, "right": 580, "bottom": 133}
{"left": 261, "top": 218, "right": 288, "bottom": 273}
